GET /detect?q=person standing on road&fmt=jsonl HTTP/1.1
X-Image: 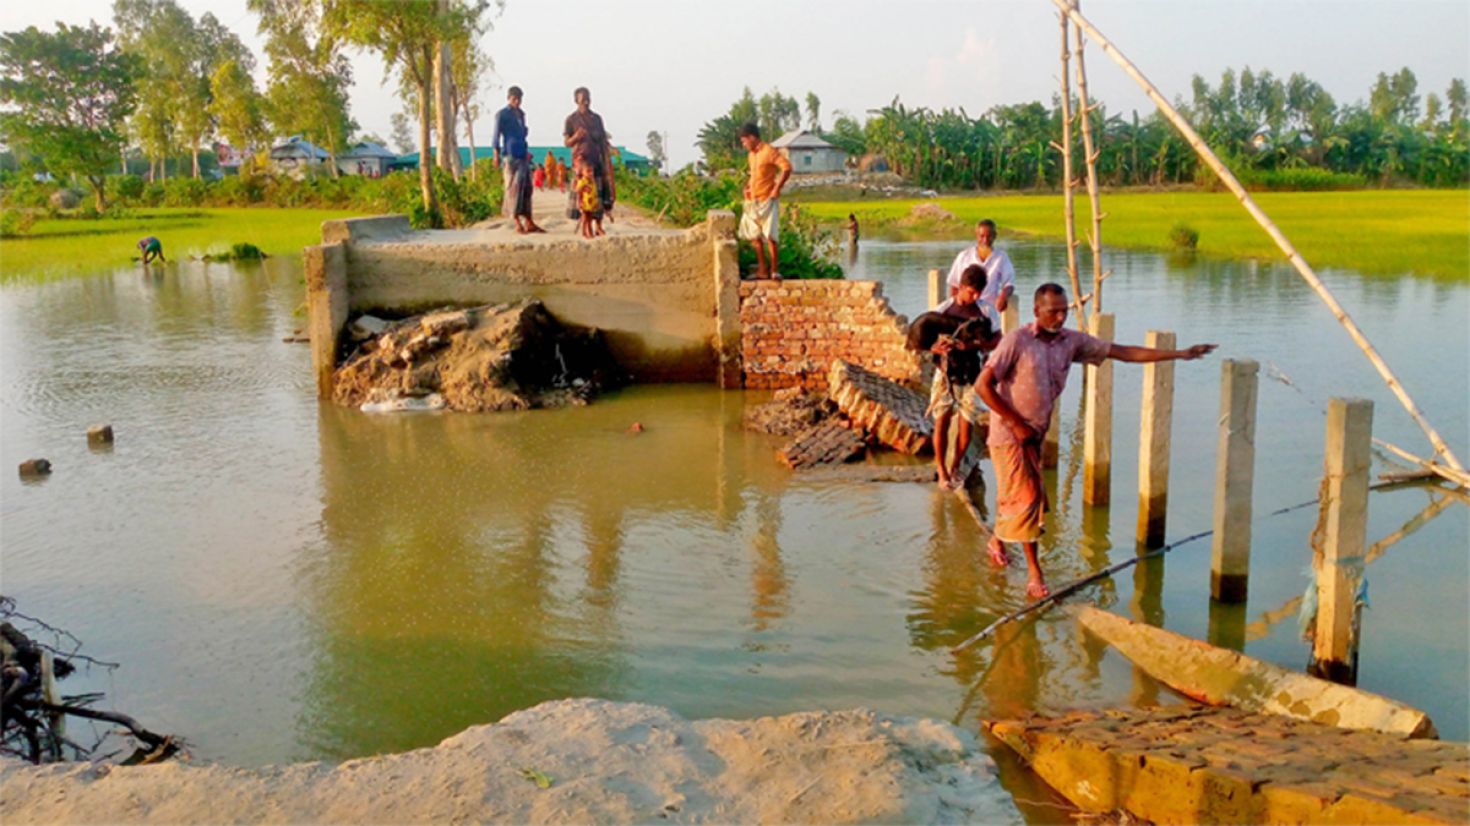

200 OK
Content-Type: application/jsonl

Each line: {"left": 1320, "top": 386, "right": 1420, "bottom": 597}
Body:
{"left": 977, "top": 283, "right": 1217, "bottom": 599}
{"left": 737, "top": 122, "right": 792, "bottom": 280}
{"left": 564, "top": 87, "right": 615, "bottom": 224}
{"left": 947, "top": 219, "right": 1015, "bottom": 313}
{"left": 491, "top": 85, "right": 545, "bottom": 234}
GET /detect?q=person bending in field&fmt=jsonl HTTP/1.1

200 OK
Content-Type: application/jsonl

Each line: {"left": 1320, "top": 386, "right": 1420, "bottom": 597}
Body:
{"left": 977, "top": 283, "right": 1217, "bottom": 599}
{"left": 137, "top": 236, "right": 166, "bottom": 265}
{"left": 574, "top": 160, "right": 604, "bottom": 238}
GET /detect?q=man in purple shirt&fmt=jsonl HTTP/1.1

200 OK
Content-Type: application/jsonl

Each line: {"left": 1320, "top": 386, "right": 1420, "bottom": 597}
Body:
{"left": 978, "top": 283, "right": 1217, "bottom": 599}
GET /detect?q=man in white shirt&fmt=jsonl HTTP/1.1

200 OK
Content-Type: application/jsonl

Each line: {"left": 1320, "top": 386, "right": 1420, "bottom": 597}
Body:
{"left": 945, "top": 219, "right": 1015, "bottom": 313}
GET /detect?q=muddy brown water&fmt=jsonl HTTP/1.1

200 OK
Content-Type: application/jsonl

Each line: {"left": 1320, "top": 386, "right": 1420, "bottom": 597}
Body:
{"left": 1, "top": 242, "right": 1465, "bottom": 817}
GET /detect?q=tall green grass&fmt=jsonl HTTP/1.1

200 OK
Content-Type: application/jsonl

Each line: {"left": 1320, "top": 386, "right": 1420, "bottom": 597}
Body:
{"left": 793, "top": 190, "right": 1469, "bottom": 279}
{"left": 0, "top": 207, "right": 365, "bottom": 281}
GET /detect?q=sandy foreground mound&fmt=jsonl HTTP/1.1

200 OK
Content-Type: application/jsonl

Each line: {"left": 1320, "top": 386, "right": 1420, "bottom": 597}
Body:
{"left": 1, "top": 699, "right": 1020, "bottom": 824}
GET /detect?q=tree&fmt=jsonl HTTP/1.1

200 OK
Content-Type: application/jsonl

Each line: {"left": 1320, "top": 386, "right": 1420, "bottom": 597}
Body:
{"left": 325, "top": 0, "right": 476, "bottom": 223}
{"left": 252, "top": 0, "right": 354, "bottom": 178}
{"left": 390, "top": 110, "right": 415, "bottom": 154}
{"left": 449, "top": 28, "right": 491, "bottom": 181}
{"left": 114, "top": 0, "right": 193, "bottom": 179}
{"left": 0, "top": 22, "right": 138, "bottom": 210}
{"left": 823, "top": 110, "right": 865, "bottom": 157}
{"left": 696, "top": 87, "right": 757, "bottom": 172}
{"left": 805, "top": 91, "right": 820, "bottom": 132}
{"left": 645, "top": 130, "right": 665, "bottom": 173}
{"left": 208, "top": 58, "right": 266, "bottom": 174}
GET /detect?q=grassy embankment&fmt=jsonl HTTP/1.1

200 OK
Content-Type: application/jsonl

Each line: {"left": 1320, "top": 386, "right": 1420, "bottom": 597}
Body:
{"left": 0, "top": 207, "right": 367, "bottom": 281}
{"left": 793, "top": 190, "right": 1469, "bottom": 280}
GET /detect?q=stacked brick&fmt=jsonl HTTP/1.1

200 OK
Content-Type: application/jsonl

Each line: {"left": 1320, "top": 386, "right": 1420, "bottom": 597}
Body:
{"left": 776, "top": 421, "right": 869, "bottom": 469}
{"left": 828, "top": 360, "right": 932, "bottom": 454}
{"left": 738, "top": 280, "right": 922, "bottom": 391}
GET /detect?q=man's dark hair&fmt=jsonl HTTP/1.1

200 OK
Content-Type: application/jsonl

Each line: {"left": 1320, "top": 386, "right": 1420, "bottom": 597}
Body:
{"left": 738, "top": 122, "right": 761, "bottom": 139}
{"left": 1034, "top": 282, "right": 1068, "bottom": 302}
{"left": 574, "top": 86, "right": 590, "bottom": 100}
{"left": 507, "top": 85, "right": 523, "bottom": 99}
{"left": 959, "top": 264, "right": 988, "bottom": 292}
{"left": 977, "top": 218, "right": 998, "bottom": 235}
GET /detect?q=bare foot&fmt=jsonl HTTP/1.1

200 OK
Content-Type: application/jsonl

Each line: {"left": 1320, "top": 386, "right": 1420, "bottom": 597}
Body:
{"left": 1026, "top": 577, "right": 1050, "bottom": 600}
{"left": 527, "top": 224, "right": 547, "bottom": 234}
{"left": 987, "top": 538, "right": 1010, "bottom": 567}
{"left": 936, "top": 466, "right": 951, "bottom": 490}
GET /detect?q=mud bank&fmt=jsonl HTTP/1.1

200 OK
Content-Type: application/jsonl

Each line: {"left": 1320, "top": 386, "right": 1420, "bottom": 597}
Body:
{"left": 1, "top": 699, "right": 1020, "bottom": 824}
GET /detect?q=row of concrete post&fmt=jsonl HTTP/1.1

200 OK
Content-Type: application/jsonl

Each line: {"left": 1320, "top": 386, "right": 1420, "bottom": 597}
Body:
{"left": 926, "top": 269, "right": 1372, "bottom": 679}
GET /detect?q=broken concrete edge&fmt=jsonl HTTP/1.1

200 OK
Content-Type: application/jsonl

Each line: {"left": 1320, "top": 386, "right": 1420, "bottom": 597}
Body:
{"left": 320, "top": 214, "right": 412, "bottom": 246}
{"left": 18, "top": 458, "right": 52, "bottom": 477}
{"left": 1068, "top": 604, "right": 1437, "bottom": 739}
{"left": 304, "top": 241, "right": 348, "bottom": 399}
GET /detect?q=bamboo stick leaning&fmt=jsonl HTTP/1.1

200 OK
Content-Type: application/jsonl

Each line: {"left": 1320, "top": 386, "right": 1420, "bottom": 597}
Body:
{"left": 1072, "top": 0, "right": 1107, "bottom": 320}
{"left": 1049, "top": 2, "right": 1085, "bottom": 329}
{"left": 1050, "top": 0, "right": 1464, "bottom": 474}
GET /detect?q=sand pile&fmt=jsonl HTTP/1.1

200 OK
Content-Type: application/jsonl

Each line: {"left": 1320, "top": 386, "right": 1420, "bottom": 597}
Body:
{"left": 331, "top": 300, "right": 622, "bottom": 412}
{"left": 1, "top": 699, "right": 1020, "bottom": 824}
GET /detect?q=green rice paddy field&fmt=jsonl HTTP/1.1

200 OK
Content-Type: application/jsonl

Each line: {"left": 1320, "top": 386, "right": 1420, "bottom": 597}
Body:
{"left": 0, "top": 207, "right": 365, "bottom": 281}
{"left": 795, "top": 189, "right": 1469, "bottom": 280}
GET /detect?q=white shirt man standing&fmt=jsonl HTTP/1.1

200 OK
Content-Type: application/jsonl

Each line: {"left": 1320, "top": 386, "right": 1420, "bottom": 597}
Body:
{"left": 946, "top": 219, "right": 1015, "bottom": 313}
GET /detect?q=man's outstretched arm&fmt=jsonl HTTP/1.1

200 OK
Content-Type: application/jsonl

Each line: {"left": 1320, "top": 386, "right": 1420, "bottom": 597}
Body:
{"left": 1109, "top": 342, "right": 1218, "bottom": 363}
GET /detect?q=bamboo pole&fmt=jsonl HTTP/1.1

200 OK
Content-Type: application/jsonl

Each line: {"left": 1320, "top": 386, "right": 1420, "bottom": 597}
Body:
{"left": 1372, "top": 438, "right": 1470, "bottom": 489}
{"left": 1051, "top": 0, "right": 1464, "bottom": 475}
{"left": 1052, "top": 2, "right": 1086, "bottom": 330}
{"left": 1072, "top": 0, "right": 1106, "bottom": 320}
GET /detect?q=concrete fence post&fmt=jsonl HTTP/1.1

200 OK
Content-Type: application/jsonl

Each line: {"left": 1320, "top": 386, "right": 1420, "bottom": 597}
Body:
{"left": 1310, "top": 397, "right": 1373, "bottom": 685}
{"left": 1083, "top": 313, "right": 1115, "bottom": 505}
{"left": 1136, "top": 330, "right": 1176, "bottom": 547}
{"left": 1001, "top": 302, "right": 1021, "bottom": 335}
{"left": 1210, "top": 358, "right": 1258, "bottom": 602}
{"left": 927, "top": 269, "right": 945, "bottom": 310}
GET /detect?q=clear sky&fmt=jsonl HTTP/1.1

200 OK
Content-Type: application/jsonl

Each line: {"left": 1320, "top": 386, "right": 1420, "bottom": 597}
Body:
{"left": 5, "top": 0, "right": 1468, "bottom": 169}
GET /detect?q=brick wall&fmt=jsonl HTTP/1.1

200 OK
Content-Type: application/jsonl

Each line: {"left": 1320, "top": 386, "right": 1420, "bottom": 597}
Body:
{"left": 738, "top": 280, "right": 923, "bottom": 390}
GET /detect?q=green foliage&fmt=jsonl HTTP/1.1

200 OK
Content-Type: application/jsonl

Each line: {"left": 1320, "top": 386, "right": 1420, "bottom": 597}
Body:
{"left": 202, "top": 241, "right": 265, "bottom": 261}
{"left": 615, "top": 167, "right": 841, "bottom": 280}
{"left": 112, "top": 174, "right": 146, "bottom": 200}
{"left": 0, "top": 176, "right": 57, "bottom": 209}
{"left": 0, "top": 22, "right": 139, "bottom": 210}
{"left": 1168, "top": 222, "right": 1199, "bottom": 251}
{"left": 615, "top": 167, "right": 740, "bottom": 226}
{"left": 1, "top": 208, "right": 38, "bottom": 237}
{"left": 696, "top": 87, "right": 803, "bottom": 173}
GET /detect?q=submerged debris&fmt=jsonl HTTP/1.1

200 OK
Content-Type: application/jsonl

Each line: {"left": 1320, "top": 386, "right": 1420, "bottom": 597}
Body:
{"left": 743, "top": 387, "right": 837, "bottom": 436}
{"left": 332, "top": 300, "right": 624, "bottom": 413}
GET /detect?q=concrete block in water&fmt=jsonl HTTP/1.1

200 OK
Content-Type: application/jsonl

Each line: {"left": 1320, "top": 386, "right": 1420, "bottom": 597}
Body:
{"left": 87, "top": 424, "right": 114, "bottom": 445}
{"left": 827, "top": 360, "right": 931, "bottom": 454}
{"left": 18, "top": 459, "right": 52, "bottom": 477}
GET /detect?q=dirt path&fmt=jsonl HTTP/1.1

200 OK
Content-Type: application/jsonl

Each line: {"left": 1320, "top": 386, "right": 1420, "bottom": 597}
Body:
{"left": 2, "top": 699, "right": 1020, "bottom": 824}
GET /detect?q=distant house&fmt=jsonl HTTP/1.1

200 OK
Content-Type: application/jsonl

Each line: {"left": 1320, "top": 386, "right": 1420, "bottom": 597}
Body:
{"left": 269, "top": 136, "right": 329, "bottom": 176}
{"left": 395, "top": 145, "right": 655, "bottom": 175}
{"left": 771, "top": 130, "right": 847, "bottom": 175}
{"left": 338, "top": 142, "right": 398, "bottom": 177}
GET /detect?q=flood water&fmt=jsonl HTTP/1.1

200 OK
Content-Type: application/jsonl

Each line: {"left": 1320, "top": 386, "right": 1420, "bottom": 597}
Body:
{"left": 2, "top": 241, "right": 1466, "bottom": 794}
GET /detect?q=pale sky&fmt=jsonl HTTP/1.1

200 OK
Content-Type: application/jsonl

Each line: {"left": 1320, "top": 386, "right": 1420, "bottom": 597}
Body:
{"left": 5, "top": 1, "right": 1468, "bottom": 170}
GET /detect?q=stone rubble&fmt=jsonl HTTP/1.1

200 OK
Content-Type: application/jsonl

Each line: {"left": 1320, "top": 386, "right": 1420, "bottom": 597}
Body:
{"left": 331, "top": 300, "right": 623, "bottom": 413}
{"left": 777, "top": 420, "right": 869, "bottom": 470}
{"left": 828, "top": 360, "right": 933, "bottom": 454}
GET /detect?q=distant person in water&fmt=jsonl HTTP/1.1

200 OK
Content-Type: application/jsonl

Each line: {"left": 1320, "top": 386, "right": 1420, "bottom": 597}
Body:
{"left": 137, "top": 236, "right": 165, "bottom": 264}
{"left": 977, "top": 283, "right": 1217, "bottom": 599}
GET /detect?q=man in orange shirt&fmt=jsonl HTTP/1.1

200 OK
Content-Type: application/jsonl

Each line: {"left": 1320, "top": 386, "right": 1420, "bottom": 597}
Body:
{"left": 738, "top": 123, "right": 792, "bottom": 280}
